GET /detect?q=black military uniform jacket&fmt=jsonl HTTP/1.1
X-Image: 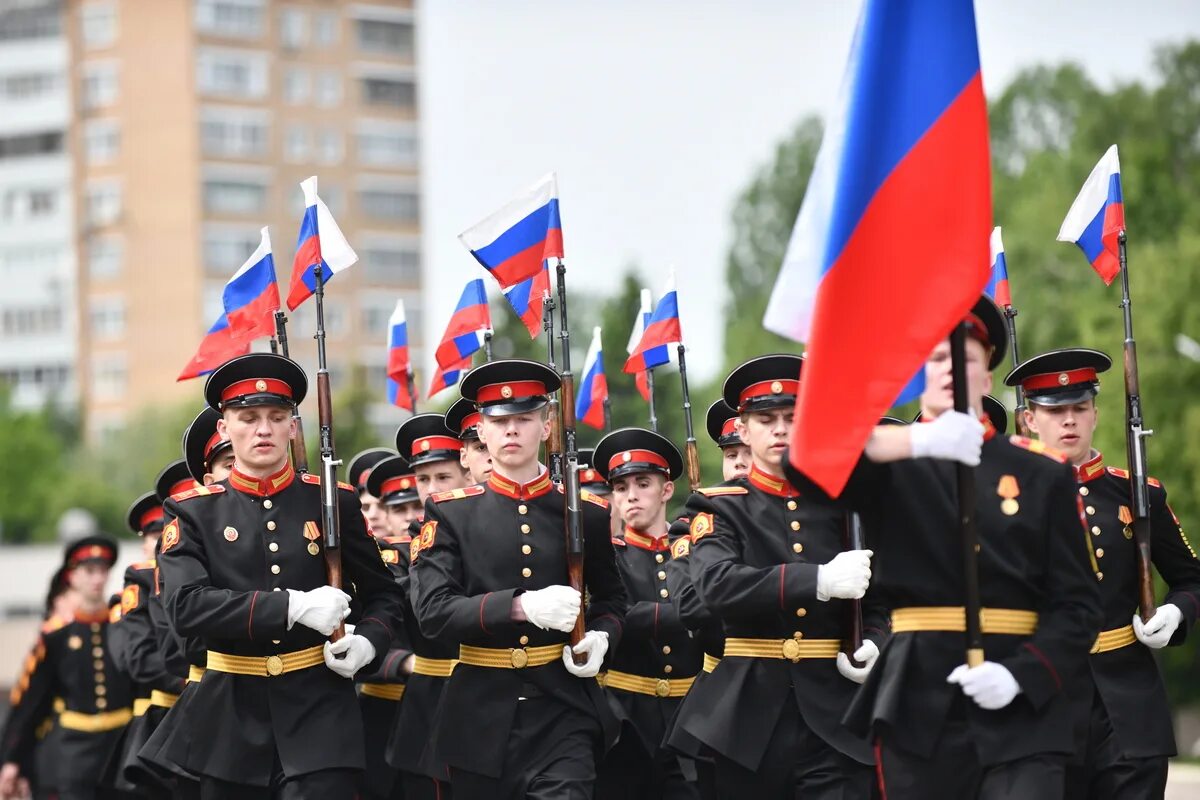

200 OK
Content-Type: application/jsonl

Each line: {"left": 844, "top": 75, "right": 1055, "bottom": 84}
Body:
{"left": 1071, "top": 451, "right": 1200, "bottom": 758}
{"left": 1, "top": 608, "right": 134, "bottom": 788}
{"left": 158, "top": 462, "right": 404, "bottom": 785}
{"left": 672, "top": 465, "right": 879, "bottom": 771}
{"left": 824, "top": 428, "right": 1102, "bottom": 765}
{"left": 110, "top": 560, "right": 185, "bottom": 698}
{"left": 413, "top": 468, "right": 628, "bottom": 779}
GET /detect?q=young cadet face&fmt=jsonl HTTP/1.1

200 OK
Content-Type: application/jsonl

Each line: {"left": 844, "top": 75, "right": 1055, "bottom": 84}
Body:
{"left": 477, "top": 410, "right": 551, "bottom": 473}
{"left": 218, "top": 405, "right": 296, "bottom": 476}
{"left": 735, "top": 407, "right": 793, "bottom": 471}
{"left": 415, "top": 459, "right": 470, "bottom": 502}
{"left": 68, "top": 563, "right": 109, "bottom": 606}
{"left": 921, "top": 337, "right": 992, "bottom": 418}
{"left": 386, "top": 500, "right": 422, "bottom": 532}
{"left": 460, "top": 438, "right": 493, "bottom": 484}
{"left": 721, "top": 444, "right": 752, "bottom": 480}
{"left": 140, "top": 531, "right": 161, "bottom": 560}
{"left": 360, "top": 491, "right": 388, "bottom": 537}
{"left": 1025, "top": 400, "right": 1098, "bottom": 465}
{"left": 611, "top": 472, "right": 674, "bottom": 532}
{"left": 204, "top": 450, "right": 236, "bottom": 485}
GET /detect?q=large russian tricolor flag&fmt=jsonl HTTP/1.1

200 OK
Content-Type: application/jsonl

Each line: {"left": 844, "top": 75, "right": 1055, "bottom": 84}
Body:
{"left": 576, "top": 327, "right": 609, "bottom": 430}
{"left": 459, "top": 173, "right": 564, "bottom": 290}
{"left": 177, "top": 313, "right": 250, "bottom": 381}
{"left": 502, "top": 260, "right": 551, "bottom": 338}
{"left": 985, "top": 226, "right": 1012, "bottom": 307}
{"left": 223, "top": 227, "right": 279, "bottom": 344}
{"left": 625, "top": 288, "right": 670, "bottom": 402}
{"left": 434, "top": 279, "right": 491, "bottom": 370}
{"left": 287, "top": 176, "right": 358, "bottom": 310}
{"left": 763, "top": 0, "right": 992, "bottom": 496}
{"left": 1057, "top": 145, "right": 1124, "bottom": 285}
{"left": 385, "top": 299, "right": 414, "bottom": 412}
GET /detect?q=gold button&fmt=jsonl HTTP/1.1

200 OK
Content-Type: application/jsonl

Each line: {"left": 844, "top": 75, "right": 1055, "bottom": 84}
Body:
{"left": 520, "top": 524, "right": 531, "bottom": 534}
{"left": 91, "top": 623, "right": 101, "bottom": 632}
{"left": 263, "top": 499, "right": 273, "bottom": 509}
{"left": 272, "top": 639, "right": 280, "bottom": 645}
{"left": 787, "top": 500, "right": 797, "bottom": 511}
{"left": 518, "top": 504, "right": 528, "bottom": 515}
{"left": 796, "top": 608, "right": 807, "bottom": 617}
{"left": 790, "top": 521, "right": 800, "bottom": 531}
{"left": 792, "top": 543, "right": 803, "bottom": 553}
{"left": 657, "top": 570, "right": 667, "bottom": 580}
{"left": 94, "top": 659, "right": 104, "bottom": 670}
{"left": 663, "top": 665, "right": 673, "bottom": 674}
{"left": 521, "top": 567, "right": 532, "bottom": 578}
{"left": 659, "top": 588, "right": 669, "bottom": 598}
{"left": 1086, "top": 505, "right": 1096, "bottom": 515}
{"left": 1091, "top": 526, "right": 1101, "bottom": 536}
{"left": 96, "top": 698, "right": 107, "bottom": 709}
{"left": 1095, "top": 548, "right": 1105, "bottom": 558}
{"left": 655, "top": 554, "right": 664, "bottom": 563}
{"left": 273, "top": 587, "right": 281, "bottom": 591}
{"left": 91, "top": 636, "right": 102, "bottom": 645}
{"left": 793, "top": 631, "right": 804, "bottom": 639}
{"left": 271, "top": 564, "right": 281, "bottom": 574}
{"left": 519, "top": 635, "right": 529, "bottom": 645}
{"left": 1079, "top": 486, "right": 1089, "bottom": 496}
{"left": 95, "top": 672, "right": 105, "bottom": 683}
{"left": 95, "top": 685, "right": 106, "bottom": 696}
{"left": 269, "top": 542, "right": 279, "bottom": 552}
{"left": 521, "top": 544, "right": 532, "bottom": 555}
{"left": 267, "top": 521, "right": 276, "bottom": 531}
{"left": 1097, "top": 572, "right": 1104, "bottom": 581}
{"left": 662, "top": 645, "right": 671, "bottom": 655}
{"left": 92, "top": 647, "right": 103, "bottom": 658}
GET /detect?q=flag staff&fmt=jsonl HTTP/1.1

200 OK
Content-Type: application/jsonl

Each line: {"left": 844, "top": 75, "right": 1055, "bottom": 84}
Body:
{"left": 950, "top": 324, "right": 983, "bottom": 668}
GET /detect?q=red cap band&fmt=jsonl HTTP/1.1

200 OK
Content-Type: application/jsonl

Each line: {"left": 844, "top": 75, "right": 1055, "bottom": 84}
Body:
{"left": 412, "top": 435, "right": 461, "bottom": 457}
{"left": 720, "top": 418, "right": 737, "bottom": 437}
{"left": 1022, "top": 367, "right": 1099, "bottom": 391}
{"left": 457, "top": 411, "right": 481, "bottom": 434}
{"left": 221, "top": 377, "right": 293, "bottom": 404}
{"left": 739, "top": 378, "right": 799, "bottom": 410}
{"left": 139, "top": 506, "right": 165, "bottom": 529}
{"left": 381, "top": 475, "right": 416, "bottom": 496}
{"left": 357, "top": 467, "right": 374, "bottom": 489}
{"left": 608, "top": 449, "right": 669, "bottom": 473}
{"left": 69, "top": 544, "right": 114, "bottom": 567}
{"left": 963, "top": 313, "right": 992, "bottom": 349}
{"left": 169, "top": 478, "right": 196, "bottom": 496}
{"left": 476, "top": 380, "right": 547, "bottom": 405}
{"left": 204, "top": 431, "right": 227, "bottom": 459}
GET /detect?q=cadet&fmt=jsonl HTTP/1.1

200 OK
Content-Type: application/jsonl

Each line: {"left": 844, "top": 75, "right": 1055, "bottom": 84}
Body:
{"left": 446, "top": 397, "right": 492, "bottom": 484}
{"left": 157, "top": 353, "right": 403, "bottom": 798}
{"left": 1005, "top": 348, "right": 1200, "bottom": 799}
{"left": 592, "top": 428, "right": 703, "bottom": 800}
{"left": 812, "top": 297, "right": 1102, "bottom": 799}
{"left": 368, "top": 455, "right": 423, "bottom": 537}
{"left": 349, "top": 448, "right": 396, "bottom": 538}
{"left": 413, "top": 359, "right": 627, "bottom": 799}
{"left": 1, "top": 536, "right": 134, "bottom": 800}
{"left": 671, "top": 355, "right": 878, "bottom": 799}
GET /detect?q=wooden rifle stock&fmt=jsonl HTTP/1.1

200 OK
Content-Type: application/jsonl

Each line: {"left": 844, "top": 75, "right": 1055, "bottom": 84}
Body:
{"left": 313, "top": 265, "right": 344, "bottom": 642}
{"left": 556, "top": 262, "right": 586, "bottom": 664}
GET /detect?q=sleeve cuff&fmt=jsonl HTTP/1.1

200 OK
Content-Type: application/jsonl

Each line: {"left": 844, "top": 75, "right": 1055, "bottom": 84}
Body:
{"left": 480, "top": 589, "right": 521, "bottom": 637}
{"left": 782, "top": 563, "right": 820, "bottom": 608}
{"left": 250, "top": 591, "right": 290, "bottom": 641}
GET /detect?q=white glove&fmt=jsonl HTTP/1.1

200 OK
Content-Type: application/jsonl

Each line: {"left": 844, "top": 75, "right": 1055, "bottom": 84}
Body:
{"left": 836, "top": 640, "right": 880, "bottom": 684}
{"left": 323, "top": 634, "right": 376, "bottom": 679}
{"left": 816, "top": 550, "right": 873, "bottom": 601}
{"left": 1132, "top": 604, "right": 1182, "bottom": 649}
{"left": 286, "top": 586, "right": 351, "bottom": 635}
{"left": 520, "top": 585, "right": 581, "bottom": 633}
{"left": 910, "top": 410, "right": 984, "bottom": 465}
{"left": 947, "top": 661, "right": 1021, "bottom": 710}
{"left": 562, "top": 631, "right": 609, "bottom": 678}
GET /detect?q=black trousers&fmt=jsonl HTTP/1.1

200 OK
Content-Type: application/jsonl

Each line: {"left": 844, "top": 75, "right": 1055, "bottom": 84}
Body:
{"left": 876, "top": 721, "right": 1065, "bottom": 800}
{"left": 1064, "top": 690, "right": 1168, "bottom": 800}
{"left": 198, "top": 769, "right": 360, "bottom": 800}
{"left": 595, "top": 722, "right": 700, "bottom": 800}
{"left": 451, "top": 697, "right": 600, "bottom": 800}
{"left": 712, "top": 701, "right": 872, "bottom": 799}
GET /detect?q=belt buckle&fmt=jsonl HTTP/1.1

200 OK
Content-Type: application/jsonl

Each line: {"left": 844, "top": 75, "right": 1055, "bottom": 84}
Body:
{"left": 781, "top": 638, "right": 803, "bottom": 662}
{"left": 654, "top": 678, "right": 671, "bottom": 698}
{"left": 510, "top": 648, "right": 529, "bottom": 669}
{"left": 265, "top": 655, "right": 284, "bottom": 676}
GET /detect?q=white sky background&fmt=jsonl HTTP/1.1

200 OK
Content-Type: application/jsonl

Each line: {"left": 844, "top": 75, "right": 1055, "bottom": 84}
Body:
{"left": 417, "top": 0, "right": 1200, "bottom": 382}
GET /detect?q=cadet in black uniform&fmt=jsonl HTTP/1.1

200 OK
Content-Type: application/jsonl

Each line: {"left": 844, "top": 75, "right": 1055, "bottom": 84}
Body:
{"left": 413, "top": 360, "right": 627, "bottom": 800}
{"left": 807, "top": 297, "right": 1103, "bottom": 800}
{"left": 1005, "top": 348, "right": 1200, "bottom": 799}
{"left": 446, "top": 397, "right": 491, "bottom": 484}
{"left": 371, "top": 455, "right": 423, "bottom": 538}
{"left": 349, "top": 448, "right": 396, "bottom": 539}
{"left": 592, "top": 428, "right": 702, "bottom": 800}
{"left": 671, "top": 355, "right": 878, "bottom": 799}
{"left": 1, "top": 536, "right": 134, "bottom": 800}
{"left": 157, "top": 353, "right": 404, "bottom": 798}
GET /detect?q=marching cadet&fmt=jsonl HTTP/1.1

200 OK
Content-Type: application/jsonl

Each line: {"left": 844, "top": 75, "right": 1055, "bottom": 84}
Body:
{"left": 368, "top": 455, "right": 424, "bottom": 537}
{"left": 803, "top": 297, "right": 1102, "bottom": 799}
{"left": 1005, "top": 348, "right": 1200, "bottom": 799}
{"left": 592, "top": 428, "right": 703, "bottom": 800}
{"left": 671, "top": 355, "right": 878, "bottom": 799}
{"left": 349, "top": 448, "right": 396, "bottom": 538}
{"left": 447, "top": 397, "right": 492, "bottom": 484}
{"left": 413, "top": 359, "right": 627, "bottom": 799}
{"left": 705, "top": 399, "right": 752, "bottom": 480}
{"left": 156, "top": 353, "right": 403, "bottom": 798}
{"left": 1, "top": 536, "right": 134, "bottom": 800}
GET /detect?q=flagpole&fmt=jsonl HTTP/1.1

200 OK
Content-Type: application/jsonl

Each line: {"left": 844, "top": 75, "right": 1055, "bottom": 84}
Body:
{"left": 646, "top": 369, "right": 659, "bottom": 432}
{"left": 483, "top": 329, "right": 494, "bottom": 361}
{"left": 677, "top": 344, "right": 700, "bottom": 491}
{"left": 274, "top": 309, "right": 309, "bottom": 473}
{"left": 950, "top": 323, "right": 983, "bottom": 668}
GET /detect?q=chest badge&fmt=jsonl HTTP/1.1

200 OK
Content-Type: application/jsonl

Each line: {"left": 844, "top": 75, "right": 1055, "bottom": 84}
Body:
{"left": 223, "top": 526, "right": 239, "bottom": 542}
{"left": 307, "top": 542, "right": 321, "bottom": 556}
{"left": 1119, "top": 505, "right": 1133, "bottom": 539}
{"left": 303, "top": 521, "right": 320, "bottom": 541}
{"left": 997, "top": 475, "right": 1020, "bottom": 516}
{"left": 68, "top": 635, "right": 82, "bottom": 650}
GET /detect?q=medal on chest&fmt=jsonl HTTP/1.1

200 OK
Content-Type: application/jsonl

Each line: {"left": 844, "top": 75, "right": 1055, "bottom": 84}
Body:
{"left": 997, "top": 475, "right": 1020, "bottom": 516}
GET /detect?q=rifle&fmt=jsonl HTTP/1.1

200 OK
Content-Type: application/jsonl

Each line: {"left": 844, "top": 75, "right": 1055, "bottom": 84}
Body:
{"left": 1117, "top": 231, "right": 1156, "bottom": 622}
{"left": 274, "top": 310, "right": 309, "bottom": 473}
{"left": 544, "top": 289, "right": 564, "bottom": 485}
{"left": 555, "top": 261, "right": 587, "bottom": 664}
{"left": 842, "top": 512, "right": 865, "bottom": 665}
{"left": 677, "top": 343, "right": 701, "bottom": 492}
{"left": 999, "top": 302, "right": 1029, "bottom": 437}
{"left": 950, "top": 323, "right": 984, "bottom": 667}
{"left": 312, "top": 264, "right": 344, "bottom": 641}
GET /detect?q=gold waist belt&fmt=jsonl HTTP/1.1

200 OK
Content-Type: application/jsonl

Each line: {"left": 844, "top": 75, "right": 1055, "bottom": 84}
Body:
{"left": 723, "top": 637, "right": 840, "bottom": 662}
{"left": 891, "top": 607, "right": 1039, "bottom": 636}
{"left": 150, "top": 689, "right": 178, "bottom": 708}
{"left": 58, "top": 707, "right": 133, "bottom": 732}
{"left": 132, "top": 698, "right": 150, "bottom": 717}
{"left": 360, "top": 683, "right": 406, "bottom": 701}
{"left": 187, "top": 665, "right": 206, "bottom": 683}
{"left": 458, "top": 643, "right": 562, "bottom": 670}
{"left": 1091, "top": 624, "right": 1136, "bottom": 654}
{"left": 601, "top": 670, "right": 694, "bottom": 697}
{"left": 411, "top": 656, "right": 457, "bottom": 677}
{"left": 206, "top": 644, "right": 325, "bottom": 677}
{"left": 703, "top": 654, "right": 721, "bottom": 673}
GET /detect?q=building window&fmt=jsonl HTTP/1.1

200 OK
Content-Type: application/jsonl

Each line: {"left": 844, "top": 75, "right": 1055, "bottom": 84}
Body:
{"left": 314, "top": 70, "right": 342, "bottom": 107}
{"left": 89, "top": 296, "right": 125, "bottom": 338}
{"left": 358, "top": 187, "right": 419, "bottom": 222}
{"left": 81, "top": 2, "right": 117, "bottom": 49}
{"left": 0, "top": 71, "right": 61, "bottom": 101}
{"left": 28, "top": 189, "right": 57, "bottom": 218}
{"left": 86, "top": 181, "right": 122, "bottom": 226}
{"left": 360, "top": 76, "right": 415, "bottom": 109}
{"left": 84, "top": 120, "right": 120, "bottom": 164}
{"left": 82, "top": 62, "right": 119, "bottom": 109}
{"left": 316, "top": 129, "right": 342, "bottom": 164}
{"left": 355, "top": 19, "right": 414, "bottom": 57}
{"left": 284, "top": 124, "right": 310, "bottom": 162}
{"left": 282, "top": 66, "right": 309, "bottom": 104}
{"left": 0, "top": 244, "right": 63, "bottom": 274}
{"left": 313, "top": 11, "right": 338, "bottom": 47}
{"left": 0, "top": 131, "right": 64, "bottom": 161}
{"left": 287, "top": 183, "right": 341, "bottom": 217}
{"left": 203, "top": 225, "right": 260, "bottom": 275}
{"left": 200, "top": 106, "right": 269, "bottom": 157}
{"left": 88, "top": 236, "right": 123, "bottom": 279}
{"left": 1, "top": 305, "right": 63, "bottom": 336}
{"left": 279, "top": 7, "right": 307, "bottom": 48}
{"left": 359, "top": 237, "right": 420, "bottom": 283}
{"left": 91, "top": 353, "right": 127, "bottom": 401}
{"left": 0, "top": 187, "right": 61, "bottom": 223}
{"left": 196, "top": 48, "right": 268, "bottom": 98}
{"left": 361, "top": 299, "right": 394, "bottom": 336}
{"left": 356, "top": 121, "right": 417, "bottom": 166}
{"left": 324, "top": 302, "right": 346, "bottom": 336}
{"left": 0, "top": 4, "right": 61, "bottom": 41}
{"left": 195, "top": 0, "right": 265, "bottom": 39}
{"left": 203, "top": 179, "right": 267, "bottom": 215}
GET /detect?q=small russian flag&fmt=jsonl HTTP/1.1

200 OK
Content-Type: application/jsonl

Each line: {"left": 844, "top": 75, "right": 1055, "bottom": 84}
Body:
{"left": 385, "top": 299, "right": 413, "bottom": 412}
{"left": 434, "top": 279, "right": 491, "bottom": 370}
{"left": 986, "top": 226, "right": 1011, "bottom": 307}
{"left": 625, "top": 289, "right": 669, "bottom": 402}
{"left": 576, "top": 327, "right": 608, "bottom": 430}
{"left": 222, "top": 227, "right": 279, "bottom": 344}
{"left": 624, "top": 273, "right": 681, "bottom": 374}
{"left": 502, "top": 260, "right": 551, "bottom": 338}
{"left": 287, "top": 176, "right": 358, "bottom": 310}
{"left": 1057, "top": 145, "right": 1124, "bottom": 285}
{"left": 177, "top": 313, "right": 250, "bottom": 381}
{"left": 459, "top": 173, "right": 564, "bottom": 290}
{"left": 428, "top": 356, "right": 471, "bottom": 399}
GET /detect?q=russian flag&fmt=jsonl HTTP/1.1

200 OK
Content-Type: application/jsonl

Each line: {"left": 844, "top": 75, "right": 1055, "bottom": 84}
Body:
{"left": 625, "top": 289, "right": 669, "bottom": 402}
{"left": 177, "top": 313, "right": 250, "bottom": 381}
{"left": 502, "top": 260, "right": 551, "bottom": 338}
{"left": 434, "top": 279, "right": 491, "bottom": 370}
{"left": 763, "top": 0, "right": 992, "bottom": 496}
{"left": 459, "top": 173, "right": 564, "bottom": 290}
{"left": 985, "top": 227, "right": 1012, "bottom": 307}
{"left": 222, "top": 227, "right": 279, "bottom": 344}
{"left": 576, "top": 327, "right": 608, "bottom": 430}
{"left": 1057, "top": 145, "right": 1124, "bottom": 285}
{"left": 287, "top": 176, "right": 358, "bottom": 310}
{"left": 624, "top": 273, "right": 681, "bottom": 374}
{"left": 385, "top": 299, "right": 413, "bottom": 411}
{"left": 428, "top": 356, "right": 471, "bottom": 399}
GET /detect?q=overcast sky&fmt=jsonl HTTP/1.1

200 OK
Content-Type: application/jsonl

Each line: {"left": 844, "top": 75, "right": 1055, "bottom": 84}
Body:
{"left": 417, "top": 0, "right": 1199, "bottom": 381}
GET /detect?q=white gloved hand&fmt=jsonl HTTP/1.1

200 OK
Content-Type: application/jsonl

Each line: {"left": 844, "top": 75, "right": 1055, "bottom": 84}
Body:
{"left": 836, "top": 640, "right": 880, "bottom": 684}
{"left": 1132, "top": 604, "right": 1182, "bottom": 649}
{"left": 520, "top": 585, "right": 581, "bottom": 633}
{"left": 562, "top": 631, "right": 609, "bottom": 678}
{"left": 323, "top": 634, "right": 376, "bottom": 679}
{"left": 816, "top": 550, "right": 873, "bottom": 601}
{"left": 947, "top": 661, "right": 1021, "bottom": 710}
{"left": 910, "top": 410, "right": 984, "bottom": 465}
{"left": 286, "top": 586, "right": 351, "bottom": 635}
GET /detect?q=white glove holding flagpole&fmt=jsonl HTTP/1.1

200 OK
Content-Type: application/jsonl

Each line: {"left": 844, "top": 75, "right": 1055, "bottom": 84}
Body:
{"left": 947, "top": 661, "right": 1021, "bottom": 710}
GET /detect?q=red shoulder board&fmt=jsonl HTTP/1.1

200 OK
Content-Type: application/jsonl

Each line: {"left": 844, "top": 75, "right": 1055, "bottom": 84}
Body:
{"left": 301, "top": 473, "right": 320, "bottom": 484}
{"left": 1104, "top": 466, "right": 1161, "bottom": 487}
{"left": 697, "top": 486, "right": 748, "bottom": 497}
{"left": 40, "top": 614, "right": 69, "bottom": 634}
{"left": 171, "top": 485, "right": 225, "bottom": 502}
{"left": 432, "top": 485, "right": 485, "bottom": 503}
{"left": 581, "top": 489, "right": 609, "bottom": 509}
{"left": 131, "top": 559, "right": 156, "bottom": 571}
{"left": 611, "top": 537, "right": 627, "bottom": 547}
{"left": 1007, "top": 436, "right": 1068, "bottom": 463}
